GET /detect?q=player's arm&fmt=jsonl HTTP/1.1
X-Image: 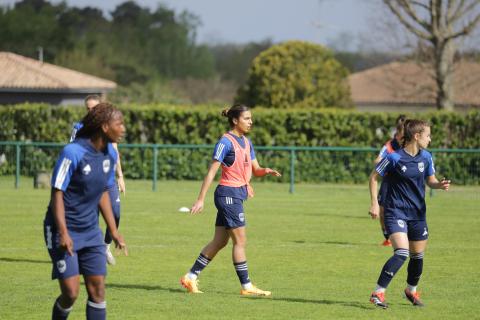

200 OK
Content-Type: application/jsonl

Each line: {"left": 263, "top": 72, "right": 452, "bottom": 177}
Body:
{"left": 368, "top": 170, "right": 381, "bottom": 219}
{"left": 112, "top": 143, "right": 126, "bottom": 195}
{"left": 51, "top": 189, "right": 73, "bottom": 256}
{"left": 426, "top": 175, "right": 451, "bottom": 190}
{"left": 99, "top": 191, "right": 127, "bottom": 255}
{"left": 190, "top": 160, "right": 222, "bottom": 214}
{"left": 251, "top": 159, "right": 281, "bottom": 177}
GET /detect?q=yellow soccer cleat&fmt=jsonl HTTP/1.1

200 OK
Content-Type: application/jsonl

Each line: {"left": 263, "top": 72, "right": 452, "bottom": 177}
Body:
{"left": 240, "top": 285, "right": 271, "bottom": 297}
{"left": 180, "top": 274, "right": 203, "bottom": 293}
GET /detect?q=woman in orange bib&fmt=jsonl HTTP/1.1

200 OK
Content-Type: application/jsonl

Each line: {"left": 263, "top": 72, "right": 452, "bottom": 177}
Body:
{"left": 180, "top": 104, "right": 281, "bottom": 296}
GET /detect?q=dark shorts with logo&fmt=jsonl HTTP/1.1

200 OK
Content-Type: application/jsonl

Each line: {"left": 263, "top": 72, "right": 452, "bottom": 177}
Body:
{"left": 214, "top": 196, "right": 246, "bottom": 229}
{"left": 384, "top": 215, "right": 429, "bottom": 241}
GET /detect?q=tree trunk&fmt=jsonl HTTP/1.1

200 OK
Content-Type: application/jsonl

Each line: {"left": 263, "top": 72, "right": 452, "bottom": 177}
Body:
{"left": 434, "top": 39, "right": 455, "bottom": 111}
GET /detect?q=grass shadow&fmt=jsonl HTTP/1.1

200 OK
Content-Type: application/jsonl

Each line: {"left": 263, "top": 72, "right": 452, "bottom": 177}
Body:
{"left": 0, "top": 257, "right": 50, "bottom": 264}
{"left": 305, "top": 213, "right": 369, "bottom": 220}
{"left": 245, "top": 295, "right": 370, "bottom": 310}
{"left": 107, "top": 283, "right": 184, "bottom": 293}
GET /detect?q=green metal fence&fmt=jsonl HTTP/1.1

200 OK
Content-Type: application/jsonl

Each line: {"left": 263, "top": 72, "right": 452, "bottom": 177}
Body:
{"left": 1, "top": 141, "right": 479, "bottom": 192}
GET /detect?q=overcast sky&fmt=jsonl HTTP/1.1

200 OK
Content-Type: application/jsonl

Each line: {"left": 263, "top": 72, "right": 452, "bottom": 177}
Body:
{"left": 0, "top": 0, "right": 380, "bottom": 50}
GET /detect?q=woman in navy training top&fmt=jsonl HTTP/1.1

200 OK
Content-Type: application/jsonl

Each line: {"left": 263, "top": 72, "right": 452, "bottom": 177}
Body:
{"left": 368, "top": 119, "right": 450, "bottom": 308}
{"left": 44, "top": 103, "right": 127, "bottom": 320}
{"left": 180, "top": 104, "right": 281, "bottom": 296}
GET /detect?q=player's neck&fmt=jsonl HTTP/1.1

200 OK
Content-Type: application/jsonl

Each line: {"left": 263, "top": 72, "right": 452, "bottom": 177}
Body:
{"left": 404, "top": 143, "right": 419, "bottom": 157}
{"left": 90, "top": 135, "right": 108, "bottom": 152}
{"left": 230, "top": 129, "right": 244, "bottom": 137}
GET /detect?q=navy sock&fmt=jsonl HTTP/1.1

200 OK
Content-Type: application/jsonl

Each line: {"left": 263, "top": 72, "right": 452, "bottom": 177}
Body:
{"left": 52, "top": 298, "right": 72, "bottom": 320}
{"left": 407, "top": 252, "right": 424, "bottom": 286}
{"left": 86, "top": 300, "right": 106, "bottom": 320}
{"left": 104, "top": 216, "right": 120, "bottom": 244}
{"left": 234, "top": 261, "right": 250, "bottom": 285}
{"left": 190, "top": 253, "right": 211, "bottom": 276}
{"left": 382, "top": 230, "right": 389, "bottom": 240}
{"left": 377, "top": 248, "right": 409, "bottom": 288}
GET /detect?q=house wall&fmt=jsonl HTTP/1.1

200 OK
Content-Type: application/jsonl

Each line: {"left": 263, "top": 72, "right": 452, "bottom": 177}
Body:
{"left": 0, "top": 92, "right": 106, "bottom": 106}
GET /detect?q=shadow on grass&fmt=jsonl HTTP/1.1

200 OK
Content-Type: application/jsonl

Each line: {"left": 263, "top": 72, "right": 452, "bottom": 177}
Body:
{"left": 107, "top": 283, "right": 184, "bottom": 294}
{"left": 245, "top": 296, "right": 370, "bottom": 310}
{"left": 0, "top": 257, "right": 50, "bottom": 264}
{"left": 305, "top": 213, "right": 369, "bottom": 220}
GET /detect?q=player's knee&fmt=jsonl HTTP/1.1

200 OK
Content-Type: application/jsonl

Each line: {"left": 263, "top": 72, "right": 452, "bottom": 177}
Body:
{"left": 394, "top": 248, "right": 409, "bottom": 262}
{"left": 61, "top": 288, "right": 79, "bottom": 305}
{"left": 409, "top": 251, "right": 424, "bottom": 259}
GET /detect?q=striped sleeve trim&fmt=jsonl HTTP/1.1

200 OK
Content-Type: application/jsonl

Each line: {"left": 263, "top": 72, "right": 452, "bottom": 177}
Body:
{"left": 54, "top": 158, "right": 72, "bottom": 189}
{"left": 214, "top": 143, "right": 226, "bottom": 160}
{"left": 376, "top": 158, "right": 390, "bottom": 175}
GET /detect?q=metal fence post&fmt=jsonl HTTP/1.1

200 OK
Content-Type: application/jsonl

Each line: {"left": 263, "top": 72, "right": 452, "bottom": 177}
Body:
{"left": 15, "top": 142, "right": 21, "bottom": 189}
{"left": 289, "top": 148, "right": 295, "bottom": 194}
{"left": 153, "top": 145, "right": 158, "bottom": 192}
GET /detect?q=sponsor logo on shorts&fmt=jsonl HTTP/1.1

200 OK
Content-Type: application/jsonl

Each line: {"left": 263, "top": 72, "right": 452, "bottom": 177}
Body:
{"left": 418, "top": 162, "right": 425, "bottom": 173}
{"left": 82, "top": 164, "right": 91, "bottom": 175}
{"left": 422, "top": 227, "right": 428, "bottom": 236}
{"left": 397, "top": 220, "right": 405, "bottom": 228}
{"left": 57, "top": 260, "right": 67, "bottom": 273}
{"left": 238, "top": 212, "right": 245, "bottom": 222}
{"left": 103, "top": 159, "right": 110, "bottom": 173}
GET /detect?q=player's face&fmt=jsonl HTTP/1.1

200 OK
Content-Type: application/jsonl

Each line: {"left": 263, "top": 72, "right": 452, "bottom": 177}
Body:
{"left": 417, "top": 126, "right": 431, "bottom": 149}
{"left": 104, "top": 114, "right": 125, "bottom": 143}
{"left": 86, "top": 99, "right": 100, "bottom": 112}
{"left": 234, "top": 111, "right": 253, "bottom": 134}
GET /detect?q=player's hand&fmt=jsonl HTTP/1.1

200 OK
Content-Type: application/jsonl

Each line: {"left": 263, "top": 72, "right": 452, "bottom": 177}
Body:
{"left": 265, "top": 168, "right": 281, "bottom": 177}
{"left": 440, "top": 177, "right": 451, "bottom": 191}
{"left": 369, "top": 203, "right": 380, "bottom": 219}
{"left": 190, "top": 200, "right": 204, "bottom": 214}
{"left": 59, "top": 232, "right": 74, "bottom": 256}
{"left": 117, "top": 176, "right": 126, "bottom": 195}
{"left": 112, "top": 232, "right": 128, "bottom": 256}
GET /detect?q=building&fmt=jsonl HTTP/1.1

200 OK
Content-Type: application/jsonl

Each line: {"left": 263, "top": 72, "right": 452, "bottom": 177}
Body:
{"left": 0, "top": 52, "right": 116, "bottom": 105}
{"left": 348, "top": 61, "right": 480, "bottom": 112}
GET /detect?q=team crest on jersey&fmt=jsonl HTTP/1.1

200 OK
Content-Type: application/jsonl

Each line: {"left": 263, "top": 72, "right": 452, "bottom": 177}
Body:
{"left": 397, "top": 220, "right": 405, "bottom": 228}
{"left": 239, "top": 212, "right": 245, "bottom": 222}
{"left": 103, "top": 159, "right": 111, "bottom": 173}
{"left": 82, "top": 164, "right": 92, "bottom": 175}
{"left": 418, "top": 162, "right": 425, "bottom": 173}
{"left": 57, "top": 260, "right": 67, "bottom": 273}
{"left": 401, "top": 165, "right": 407, "bottom": 172}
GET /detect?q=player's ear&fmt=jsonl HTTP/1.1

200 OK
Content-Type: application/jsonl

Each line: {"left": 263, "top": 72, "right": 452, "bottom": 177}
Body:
{"left": 101, "top": 123, "right": 109, "bottom": 134}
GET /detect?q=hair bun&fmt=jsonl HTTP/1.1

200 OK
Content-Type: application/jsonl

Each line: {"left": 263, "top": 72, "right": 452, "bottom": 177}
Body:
{"left": 221, "top": 108, "right": 229, "bottom": 117}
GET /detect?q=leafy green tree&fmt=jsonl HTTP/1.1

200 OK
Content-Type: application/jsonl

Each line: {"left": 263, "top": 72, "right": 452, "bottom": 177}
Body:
{"left": 236, "top": 41, "right": 352, "bottom": 108}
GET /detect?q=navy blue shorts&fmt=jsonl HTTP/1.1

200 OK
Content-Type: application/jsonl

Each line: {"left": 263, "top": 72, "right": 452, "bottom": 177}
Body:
{"left": 384, "top": 215, "right": 429, "bottom": 241}
{"left": 214, "top": 196, "right": 246, "bottom": 229}
{"left": 108, "top": 183, "right": 121, "bottom": 219}
{"left": 44, "top": 224, "right": 107, "bottom": 280}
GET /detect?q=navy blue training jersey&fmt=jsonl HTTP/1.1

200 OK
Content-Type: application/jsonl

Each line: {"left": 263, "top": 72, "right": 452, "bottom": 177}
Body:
{"left": 45, "top": 138, "right": 117, "bottom": 232}
{"left": 213, "top": 133, "right": 256, "bottom": 200}
{"left": 70, "top": 121, "right": 117, "bottom": 188}
{"left": 376, "top": 149, "right": 435, "bottom": 220}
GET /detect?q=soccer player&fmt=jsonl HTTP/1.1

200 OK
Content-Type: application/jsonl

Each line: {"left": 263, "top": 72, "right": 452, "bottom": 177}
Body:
{"left": 373, "top": 115, "right": 406, "bottom": 246}
{"left": 70, "top": 95, "right": 126, "bottom": 265}
{"left": 368, "top": 119, "right": 450, "bottom": 308}
{"left": 44, "top": 102, "right": 127, "bottom": 320}
{"left": 180, "top": 104, "right": 281, "bottom": 296}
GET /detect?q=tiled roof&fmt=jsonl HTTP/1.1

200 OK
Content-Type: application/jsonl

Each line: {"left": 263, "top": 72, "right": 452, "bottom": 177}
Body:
{"left": 348, "top": 61, "right": 480, "bottom": 106}
{"left": 0, "top": 52, "right": 116, "bottom": 91}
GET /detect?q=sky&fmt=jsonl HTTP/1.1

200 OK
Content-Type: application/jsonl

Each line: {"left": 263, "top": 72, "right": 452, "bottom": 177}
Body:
{"left": 0, "top": 0, "right": 379, "bottom": 50}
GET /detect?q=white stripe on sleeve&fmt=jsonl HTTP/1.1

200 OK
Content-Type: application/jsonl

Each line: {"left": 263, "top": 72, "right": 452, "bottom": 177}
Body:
{"left": 215, "top": 143, "right": 225, "bottom": 160}
{"left": 54, "top": 158, "right": 72, "bottom": 189}
{"left": 376, "top": 158, "right": 389, "bottom": 175}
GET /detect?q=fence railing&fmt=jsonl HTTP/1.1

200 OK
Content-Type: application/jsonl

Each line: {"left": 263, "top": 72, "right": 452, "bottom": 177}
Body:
{"left": 1, "top": 141, "right": 479, "bottom": 192}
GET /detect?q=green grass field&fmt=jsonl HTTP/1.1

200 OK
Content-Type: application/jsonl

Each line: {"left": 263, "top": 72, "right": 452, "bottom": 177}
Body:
{"left": 0, "top": 177, "right": 479, "bottom": 319}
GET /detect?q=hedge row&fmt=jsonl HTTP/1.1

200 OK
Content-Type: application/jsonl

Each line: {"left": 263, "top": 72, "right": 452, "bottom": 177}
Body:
{"left": 1, "top": 104, "right": 479, "bottom": 184}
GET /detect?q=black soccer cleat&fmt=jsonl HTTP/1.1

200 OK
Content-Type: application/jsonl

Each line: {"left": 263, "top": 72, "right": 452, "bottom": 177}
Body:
{"left": 404, "top": 288, "right": 425, "bottom": 307}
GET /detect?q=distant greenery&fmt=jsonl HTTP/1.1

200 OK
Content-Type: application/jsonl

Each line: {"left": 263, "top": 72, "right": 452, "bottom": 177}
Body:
{"left": 236, "top": 41, "right": 352, "bottom": 108}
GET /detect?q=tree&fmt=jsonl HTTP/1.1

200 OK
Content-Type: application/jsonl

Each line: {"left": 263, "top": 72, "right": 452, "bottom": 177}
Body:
{"left": 236, "top": 41, "right": 352, "bottom": 108}
{"left": 383, "top": 0, "right": 480, "bottom": 110}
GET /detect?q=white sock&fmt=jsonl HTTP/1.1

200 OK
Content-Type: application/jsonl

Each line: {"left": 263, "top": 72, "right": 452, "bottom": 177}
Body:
{"left": 187, "top": 272, "right": 198, "bottom": 280}
{"left": 374, "top": 285, "right": 386, "bottom": 293}
{"left": 407, "top": 284, "right": 417, "bottom": 293}
{"left": 242, "top": 282, "right": 253, "bottom": 290}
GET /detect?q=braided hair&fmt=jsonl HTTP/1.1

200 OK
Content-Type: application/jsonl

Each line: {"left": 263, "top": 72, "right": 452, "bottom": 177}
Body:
{"left": 76, "top": 102, "right": 122, "bottom": 139}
